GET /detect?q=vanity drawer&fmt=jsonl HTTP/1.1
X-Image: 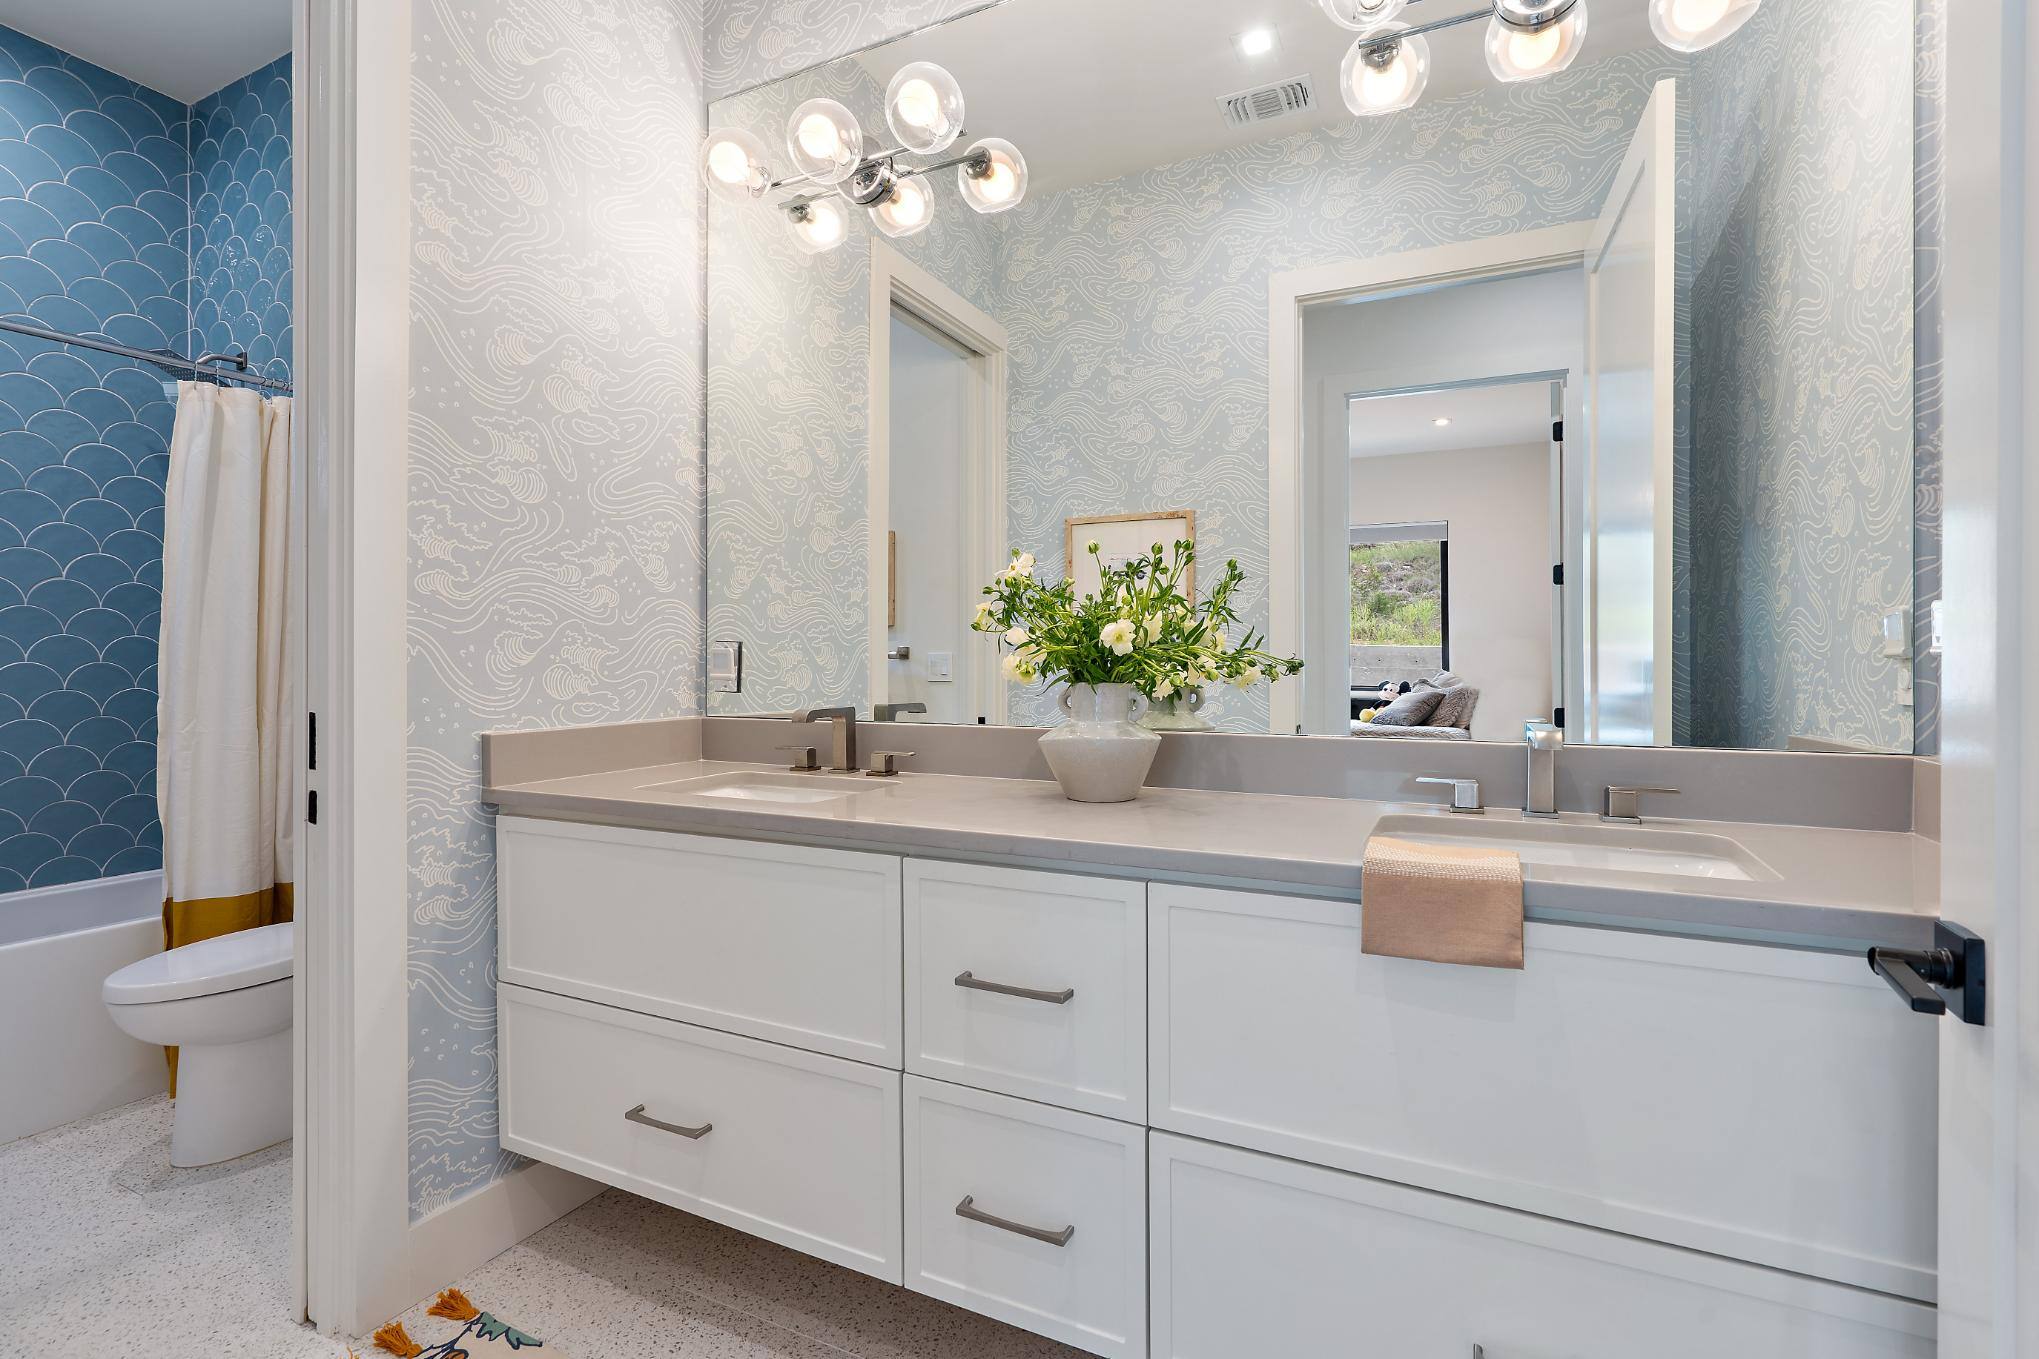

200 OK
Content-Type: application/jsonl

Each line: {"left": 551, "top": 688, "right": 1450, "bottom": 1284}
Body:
{"left": 1150, "top": 1132, "right": 1933, "bottom": 1358}
{"left": 1149, "top": 884, "right": 1937, "bottom": 1299}
{"left": 497, "top": 817, "right": 902, "bottom": 1065}
{"left": 905, "top": 861, "right": 1145, "bottom": 1120}
{"left": 499, "top": 985, "right": 902, "bottom": 1282}
{"left": 903, "top": 1076, "right": 1146, "bottom": 1359}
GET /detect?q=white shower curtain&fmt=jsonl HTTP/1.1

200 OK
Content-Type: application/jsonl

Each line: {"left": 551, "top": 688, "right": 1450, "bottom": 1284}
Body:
{"left": 156, "top": 383, "right": 297, "bottom": 1084}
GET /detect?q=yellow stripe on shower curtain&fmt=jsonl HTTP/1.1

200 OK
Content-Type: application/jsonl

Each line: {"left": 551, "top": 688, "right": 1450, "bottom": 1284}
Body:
{"left": 157, "top": 383, "right": 297, "bottom": 1095}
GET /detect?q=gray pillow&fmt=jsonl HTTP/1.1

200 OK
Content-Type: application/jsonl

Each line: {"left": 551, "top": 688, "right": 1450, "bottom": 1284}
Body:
{"left": 1367, "top": 687, "right": 1446, "bottom": 727}
{"left": 1429, "top": 684, "right": 1480, "bottom": 730}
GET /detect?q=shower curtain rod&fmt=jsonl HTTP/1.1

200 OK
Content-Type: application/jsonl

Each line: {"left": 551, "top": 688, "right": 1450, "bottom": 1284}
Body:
{"left": 0, "top": 316, "right": 294, "bottom": 395}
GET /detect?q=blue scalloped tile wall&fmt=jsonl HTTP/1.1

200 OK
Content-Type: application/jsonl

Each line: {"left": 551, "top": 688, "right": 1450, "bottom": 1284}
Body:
{"left": 190, "top": 56, "right": 292, "bottom": 384}
{"left": 0, "top": 26, "right": 290, "bottom": 893}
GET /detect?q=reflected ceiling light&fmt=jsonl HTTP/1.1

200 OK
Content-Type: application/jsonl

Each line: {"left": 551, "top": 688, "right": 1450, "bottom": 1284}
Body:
{"left": 1433, "top": 417, "right": 1453, "bottom": 427}
{"left": 885, "top": 62, "right": 965, "bottom": 154}
{"left": 870, "top": 175, "right": 935, "bottom": 238}
{"left": 959, "top": 137, "right": 1028, "bottom": 214}
{"left": 1340, "top": 26, "right": 1430, "bottom": 118}
{"left": 785, "top": 98, "right": 864, "bottom": 184}
{"left": 1318, "top": 0, "right": 1407, "bottom": 34}
{"left": 702, "top": 128, "right": 772, "bottom": 203}
{"left": 786, "top": 197, "right": 848, "bottom": 254}
{"left": 1238, "top": 27, "right": 1277, "bottom": 57}
{"left": 1648, "top": 0, "right": 1759, "bottom": 52}
{"left": 1486, "top": 0, "right": 1589, "bottom": 82}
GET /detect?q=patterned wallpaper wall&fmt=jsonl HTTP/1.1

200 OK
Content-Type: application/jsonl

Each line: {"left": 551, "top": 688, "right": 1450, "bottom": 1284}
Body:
{"left": 407, "top": 0, "right": 706, "bottom": 1216}
{"left": 189, "top": 56, "right": 293, "bottom": 386}
{"left": 0, "top": 29, "right": 290, "bottom": 893}
{"left": 705, "top": 59, "right": 1002, "bottom": 717}
{"left": 1684, "top": 0, "right": 1915, "bottom": 752}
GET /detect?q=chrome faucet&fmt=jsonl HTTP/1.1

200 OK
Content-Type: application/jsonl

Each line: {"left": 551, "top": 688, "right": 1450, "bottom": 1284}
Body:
{"left": 872, "top": 701, "right": 927, "bottom": 722}
{"left": 1523, "top": 719, "right": 1562, "bottom": 816}
{"left": 791, "top": 705, "right": 858, "bottom": 771}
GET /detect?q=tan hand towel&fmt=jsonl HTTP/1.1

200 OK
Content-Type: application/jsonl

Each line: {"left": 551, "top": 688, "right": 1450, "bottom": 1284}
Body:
{"left": 1361, "top": 834, "right": 1524, "bottom": 969}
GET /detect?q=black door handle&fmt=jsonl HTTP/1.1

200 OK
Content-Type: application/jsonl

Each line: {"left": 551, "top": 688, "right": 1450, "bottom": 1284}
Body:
{"left": 1867, "top": 921, "right": 1986, "bottom": 1025}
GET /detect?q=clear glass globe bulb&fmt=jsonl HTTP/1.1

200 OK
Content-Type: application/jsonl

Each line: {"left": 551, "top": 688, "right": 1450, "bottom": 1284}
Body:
{"left": 1649, "top": 0, "right": 1757, "bottom": 51}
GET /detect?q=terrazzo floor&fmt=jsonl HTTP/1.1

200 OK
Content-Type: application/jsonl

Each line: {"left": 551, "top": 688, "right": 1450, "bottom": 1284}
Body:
{"left": 2, "top": 1097, "right": 1085, "bottom": 1358}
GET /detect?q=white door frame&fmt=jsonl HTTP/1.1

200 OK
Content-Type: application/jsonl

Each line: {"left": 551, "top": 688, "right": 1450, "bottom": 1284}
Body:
{"left": 1936, "top": 2, "right": 2036, "bottom": 1352}
{"left": 299, "top": 0, "right": 415, "bottom": 1334}
{"left": 867, "top": 240, "right": 1009, "bottom": 725}
{"left": 1268, "top": 222, "right": 1593, "bottom": 734}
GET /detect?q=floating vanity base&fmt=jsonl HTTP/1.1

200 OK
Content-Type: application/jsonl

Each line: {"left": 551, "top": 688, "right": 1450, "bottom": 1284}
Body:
{"left": 494, "top": 814, "right": 1937, "bottom": 1357}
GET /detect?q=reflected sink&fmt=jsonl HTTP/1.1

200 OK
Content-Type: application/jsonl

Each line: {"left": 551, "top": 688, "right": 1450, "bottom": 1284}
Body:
{"left": 1371, "top": 813, "right": 1778, "bottom": 882}
{"left": 643, "top": 772, "right": 875, "bottom": 804}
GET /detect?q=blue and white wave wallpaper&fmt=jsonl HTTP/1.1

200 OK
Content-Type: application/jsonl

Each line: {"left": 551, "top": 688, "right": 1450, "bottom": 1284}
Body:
{"left": 0, "top": 25, "right": 290, "bottom": 892}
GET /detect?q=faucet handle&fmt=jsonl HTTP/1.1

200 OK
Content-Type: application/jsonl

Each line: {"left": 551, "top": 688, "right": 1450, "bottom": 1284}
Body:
{"left": 865, "top": 750, "right": 916, "bottom": 778}
{"left": 1603, "top": 785, "right": 1679, "bottom": 822}
{"left": 777, "top": 744, "right": 821, "bottom": 772}
{"left": 1415, "top": 775, "right": 1484, "bottom": 814}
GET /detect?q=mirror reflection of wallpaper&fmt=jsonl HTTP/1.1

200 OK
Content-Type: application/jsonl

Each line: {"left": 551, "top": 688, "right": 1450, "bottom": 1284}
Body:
{"left": 1911, "top": 0, "right": 1945, "bottom": 758}
{"left": 705, "top": 59, "right": 1002, "bottom": 715}
{"left": 705, "top": 0, "right": 983, "bottom": 99}
{"left": 1683, "top": 0, "right": 1915, "bottom": 753}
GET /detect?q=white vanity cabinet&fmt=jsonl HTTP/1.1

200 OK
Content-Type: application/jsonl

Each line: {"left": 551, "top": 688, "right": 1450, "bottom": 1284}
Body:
{"left": 494, "top": 814, "right": 1938, "bottom": 1356}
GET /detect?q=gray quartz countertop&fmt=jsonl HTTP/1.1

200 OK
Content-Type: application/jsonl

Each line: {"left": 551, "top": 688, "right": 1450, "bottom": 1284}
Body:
{"left": 483, "top": 759, "right": 1939, "bottom": 951}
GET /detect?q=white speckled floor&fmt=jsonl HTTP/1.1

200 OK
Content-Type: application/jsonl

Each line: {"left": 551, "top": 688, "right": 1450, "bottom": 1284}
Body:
{"left": 0, "top": 1097, "right": 342, "bottom": 1359}
{"left": 3, "top": 1098, "right": 1083, "bottom": 1358}
{"left": 387, "top": 1185, "right": 1088, "bottom": 1358}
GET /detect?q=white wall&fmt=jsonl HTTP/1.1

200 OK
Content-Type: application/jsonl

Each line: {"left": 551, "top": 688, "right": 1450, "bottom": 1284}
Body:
{"left": 887, "top": 311, "right": 970, "bottom": 725}
{"left": 1349, "top": 443, "right": 1554, "bottom": 740}
{"left": 1302, "top": 268, "right": 1585, "bottom": 738}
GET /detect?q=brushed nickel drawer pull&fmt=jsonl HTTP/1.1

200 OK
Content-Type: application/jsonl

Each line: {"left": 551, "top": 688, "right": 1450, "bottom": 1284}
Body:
{"left": 955, "top": 1194, "right": 1075, "bottom": 1246}
{"left": 624, "top": 1103, "right": 712, "bottom": 1140}
{"left": 954, "top": 970, "right": 1075, "bottom": 1005}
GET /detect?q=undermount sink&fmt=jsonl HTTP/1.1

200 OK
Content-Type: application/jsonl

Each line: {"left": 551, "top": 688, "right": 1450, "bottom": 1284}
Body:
{"left": 643, "top": 772, "right": 876, "bottom": 804}
{"left": 1371, "top": 812, "right": 1779, "bottom": 882}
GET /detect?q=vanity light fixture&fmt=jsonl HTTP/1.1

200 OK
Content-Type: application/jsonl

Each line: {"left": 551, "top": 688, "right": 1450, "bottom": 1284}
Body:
{"left": 1326, "top": 0, "right": 1754, "bottom": 119}
{"left": 1485, "top": 0, "right": 1588, "bottom": 81}
{"left": 703, "top": 62, "right": 1027, "bottom": 256}
{"left": 1648, "top": 0, "right": 1760, "bottom": 53}
{"left": 1318, "top": 0, "right": 1408, "bottom": 33}
{"left": 1340, "top": 22, "right": 1430, "bottom": 117}
{"left": 1237, "top": 27, "right": 1278, "bottom": 57}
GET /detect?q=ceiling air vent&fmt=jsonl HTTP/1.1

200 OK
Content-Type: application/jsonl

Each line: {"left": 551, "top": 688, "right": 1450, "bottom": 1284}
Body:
{"left": 1217, "top": 74, "right": 1315, "bottom": 130}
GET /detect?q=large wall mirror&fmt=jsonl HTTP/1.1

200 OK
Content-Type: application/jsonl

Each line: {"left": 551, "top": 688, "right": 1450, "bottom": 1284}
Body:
{"left": 704, "top": 0, "right": 1937, "bottom": 755}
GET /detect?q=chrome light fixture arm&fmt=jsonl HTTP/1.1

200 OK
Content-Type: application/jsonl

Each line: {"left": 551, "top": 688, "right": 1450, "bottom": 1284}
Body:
{"left": 1354, "top": 0, "right": 1580, "bottom": 58}
{"left": 779, "top": 144, "right": 991, "bottom": 215}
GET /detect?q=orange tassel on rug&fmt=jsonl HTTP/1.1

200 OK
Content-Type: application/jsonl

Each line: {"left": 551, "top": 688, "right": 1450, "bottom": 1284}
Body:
{"left": 428, "top": 1288, "right": 482, "bottom": 1323}
{"left": 371, "top": 1321, "right": 425, "bottom": 1357}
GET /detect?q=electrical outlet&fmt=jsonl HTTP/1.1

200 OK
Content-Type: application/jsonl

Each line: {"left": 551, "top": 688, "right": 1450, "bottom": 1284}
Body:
{"left": 1928, "top": 599, "right": 1945, "bottom": 655}
{"left": 927, "top": 651, "right": 954, "bottom": 682}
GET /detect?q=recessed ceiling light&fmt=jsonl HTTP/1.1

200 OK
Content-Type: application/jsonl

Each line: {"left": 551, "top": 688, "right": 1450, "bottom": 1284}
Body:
{"left": 1238, "top": 27, "right": 1277, "bottom": 57}
{"left": 1433, "top": 417, "right": 1453, "bottom": 427}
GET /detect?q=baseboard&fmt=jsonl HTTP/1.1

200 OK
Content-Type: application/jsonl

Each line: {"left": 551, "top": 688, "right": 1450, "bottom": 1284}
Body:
{"left": 402, "top": 1160, "right": 603, "bottom": 1310}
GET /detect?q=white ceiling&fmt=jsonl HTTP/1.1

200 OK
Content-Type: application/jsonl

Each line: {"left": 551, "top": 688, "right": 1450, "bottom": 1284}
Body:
{"left": 2, "top": 0, "right": 289, "bottom": 104}
{"left": 855, "top": 0, "right": 1659, "bottom": 197}
{"left": 1349, "top": 380, "right": 1554, "bottom": 459}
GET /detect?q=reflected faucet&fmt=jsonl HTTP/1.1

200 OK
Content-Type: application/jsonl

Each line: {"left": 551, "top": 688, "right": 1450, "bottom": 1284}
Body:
{"left": 873, "top": 701, "right": 928, "bottom": 723}
{"left": 1523, "top": 719, "right": 1562, "bottom": 816}
{"left": 792, "top": 706, "right": 858, "bottom": 771}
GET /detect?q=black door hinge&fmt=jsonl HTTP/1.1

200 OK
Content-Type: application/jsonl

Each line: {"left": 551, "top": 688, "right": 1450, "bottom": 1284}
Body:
{"left": 1551, "top": 563, "right": 1564, "bottom": 586}
{"left": 1552, "top": 419, "right": 1564, "bottom": 442}
{"left": 308, "top": 711, "right": 317, "bottom": 772}
{"left": 307, "top": 789, "right": 318, "bottom": 825}
{"left": 1552, "top": 706, "right": 1565, "bottom": 729}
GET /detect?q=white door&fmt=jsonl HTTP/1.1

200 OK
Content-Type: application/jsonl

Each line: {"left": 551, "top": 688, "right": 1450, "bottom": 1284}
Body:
{"left": 886, "top": 307, "right": 974, "bottom": 725}
{"left": 1581, "top": 79, "right": 1675, "bottom": 745}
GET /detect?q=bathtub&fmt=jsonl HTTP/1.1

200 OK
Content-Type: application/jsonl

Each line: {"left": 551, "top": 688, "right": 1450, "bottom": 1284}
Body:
{"left": 0, "top": 871, "right": 169, "bottom": 1144}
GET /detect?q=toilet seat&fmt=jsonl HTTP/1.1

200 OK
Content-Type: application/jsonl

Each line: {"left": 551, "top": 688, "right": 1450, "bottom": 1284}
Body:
{"left": 103, "top": 922, "right": 294, "bottom": 1006}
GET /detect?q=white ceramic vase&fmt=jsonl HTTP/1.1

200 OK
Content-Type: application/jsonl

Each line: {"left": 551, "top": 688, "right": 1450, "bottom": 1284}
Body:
{"left": 1139, "top": 686, "right": 1212, "bottom": 732}
{"left": 1040, "top": 682, "right": 1162, "bottom": 803}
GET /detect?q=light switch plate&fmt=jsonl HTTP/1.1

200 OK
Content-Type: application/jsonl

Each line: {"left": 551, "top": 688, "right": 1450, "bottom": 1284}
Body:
{"left": 708, "top": 639, "right": 743, "bottom": 693}
{"left": 927, "top": 651, "right": 954, "bottom": 682}
{"left": 1928, "top": 599, "right": 1945, "bottom": 655}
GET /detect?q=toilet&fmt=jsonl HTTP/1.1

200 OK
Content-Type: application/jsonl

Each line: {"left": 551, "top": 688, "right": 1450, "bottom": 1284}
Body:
{"left": 103, "top": 922, "right": 294, "bottom": 1167}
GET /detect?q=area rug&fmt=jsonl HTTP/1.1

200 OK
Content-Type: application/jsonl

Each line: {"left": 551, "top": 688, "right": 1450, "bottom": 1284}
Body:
{"left": 370, "top": 1289, "right": 555, "bottom": 1356}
